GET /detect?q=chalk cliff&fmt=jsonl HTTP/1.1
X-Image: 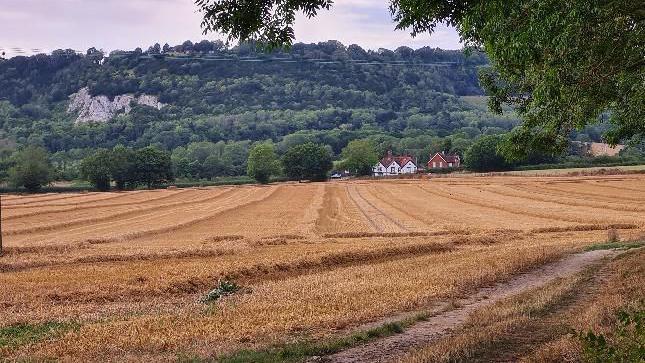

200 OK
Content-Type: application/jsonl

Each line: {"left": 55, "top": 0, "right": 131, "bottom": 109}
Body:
{"left": 68, "top": 87, "right": 163, "bottom": 123}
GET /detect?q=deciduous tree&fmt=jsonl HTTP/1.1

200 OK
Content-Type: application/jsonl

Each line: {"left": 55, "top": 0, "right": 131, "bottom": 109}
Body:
{"left": 8, "top": 146, "right": 53, "bottom": 192}
{"left": 109, "top": 145, "right": 136, "bottom": 190}
{"left": 247, "top": 142, "right": 281, "bottom": 184}
{"left": 282, "top": 142, "right": 332, "bottom": 181}
{"left": 464, "top": 135, "right": 511, "bottom": 172}
{"left": 341, "top": 139, "right": 378, "bottom": 176}
{"left": 80, "top": 149, "right": 112, "bottom": 191}
{"left": 134, "top": 147, "right": 173, "bottom": 188}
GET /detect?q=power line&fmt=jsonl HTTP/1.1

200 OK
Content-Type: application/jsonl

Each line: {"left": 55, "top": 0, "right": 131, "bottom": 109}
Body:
{"left": 0, "top": 46, "right": 486, "bottom": 68}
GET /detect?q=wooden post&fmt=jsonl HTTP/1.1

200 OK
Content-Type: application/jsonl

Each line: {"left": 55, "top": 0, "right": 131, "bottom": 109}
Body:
{"left": 0, "top": 193, "right": 3, "bottom": 256}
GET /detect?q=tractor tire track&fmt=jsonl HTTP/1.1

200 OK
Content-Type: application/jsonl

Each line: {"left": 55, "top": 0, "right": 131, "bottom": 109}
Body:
{"left": 3, "top": 189, "right": 196, "bottom": 220}
{"left": 3, "top": 191, "right": 143, "bottom": 208}
{"left": 417, "top": 184, "right": 606, "bottom": 225}
{"left": 77, "top": 186, "right": 281, "bottom": 245}
{"left": 4, "top": 188, "right": 235, "bottom": 236}
{"left": 480, "top": 185, "right": 645, "bottom": 213}
{"left": 347, "top": 185, "right": 408, "bottom": 233}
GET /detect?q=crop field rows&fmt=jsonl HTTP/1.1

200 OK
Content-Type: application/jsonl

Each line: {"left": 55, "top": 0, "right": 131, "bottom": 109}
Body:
{"left": 1, "top": 175, "right": 644, "bottom": 361}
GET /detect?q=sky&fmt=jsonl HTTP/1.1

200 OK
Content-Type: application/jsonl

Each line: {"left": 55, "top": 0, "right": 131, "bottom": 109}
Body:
{"left": 0, "top": 0, "right": 461, "bottom": 58}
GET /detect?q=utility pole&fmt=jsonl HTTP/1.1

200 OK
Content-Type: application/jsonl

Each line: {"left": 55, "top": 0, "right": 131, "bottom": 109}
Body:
{"left": 0, "top": 193, "right": 3, "bottom": 256}
{"left": 0, "top": 92, "right": 5, "bottom": 256}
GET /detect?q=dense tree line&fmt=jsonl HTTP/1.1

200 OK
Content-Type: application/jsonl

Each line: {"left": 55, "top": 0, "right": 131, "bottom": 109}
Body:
{"left": 80, "top": 146, "right": 173, "bottom": 190}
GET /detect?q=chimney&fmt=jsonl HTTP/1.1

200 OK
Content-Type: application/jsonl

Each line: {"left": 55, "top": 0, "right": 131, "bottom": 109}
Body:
{"left": 387, "top": 150, "right": 392, "bottom": 157}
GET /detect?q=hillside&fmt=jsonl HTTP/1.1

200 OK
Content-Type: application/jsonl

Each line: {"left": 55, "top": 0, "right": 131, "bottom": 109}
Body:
{"left": 0, "top": 41, "right": 517, "bottom": 154}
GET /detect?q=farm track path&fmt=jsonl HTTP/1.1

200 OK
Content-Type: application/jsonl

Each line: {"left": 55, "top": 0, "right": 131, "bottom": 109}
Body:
{"left": 324, "top": 249, "right": 619, "bottom": 363}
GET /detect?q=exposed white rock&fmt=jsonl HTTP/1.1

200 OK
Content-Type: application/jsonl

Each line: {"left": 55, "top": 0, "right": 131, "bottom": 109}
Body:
{"left": 67, "top": 87, "right": 163, "bottom": 123}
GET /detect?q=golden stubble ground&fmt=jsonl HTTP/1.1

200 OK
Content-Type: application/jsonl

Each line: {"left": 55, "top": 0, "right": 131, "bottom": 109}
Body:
{"left": 1, "top": 174, "right": 644, "bottom": 360}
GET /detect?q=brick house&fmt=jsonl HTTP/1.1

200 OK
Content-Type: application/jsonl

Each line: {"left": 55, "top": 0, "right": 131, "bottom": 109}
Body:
{"left": 428, "top": 152, "right": 461, "bottom": 169}
{"left": 373, "top": 150, "right": 418, "bottom": 176}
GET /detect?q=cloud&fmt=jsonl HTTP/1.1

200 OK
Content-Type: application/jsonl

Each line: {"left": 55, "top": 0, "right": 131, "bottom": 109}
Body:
{"left": 0, "top": 0, "right": 461, "bottom": 57}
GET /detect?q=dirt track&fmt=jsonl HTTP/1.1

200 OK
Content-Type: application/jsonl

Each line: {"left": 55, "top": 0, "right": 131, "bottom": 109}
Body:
{"left": 325, "top": 249, "right": 618, "bottom": 363}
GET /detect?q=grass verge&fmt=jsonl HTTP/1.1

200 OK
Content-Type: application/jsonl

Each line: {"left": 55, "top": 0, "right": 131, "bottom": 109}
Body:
{"left": 213, "top": 312, "right": 430, "bottom": 363}
{"left": 584, "top": 240, "right": 644, "bottom": 251}
{"left": 0, "top": 321, "right": 79, "bottom": 350}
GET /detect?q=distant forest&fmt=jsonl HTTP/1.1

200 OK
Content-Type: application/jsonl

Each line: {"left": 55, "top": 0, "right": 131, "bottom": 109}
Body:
{"left": 0, "top": 40, "right": 614, "bottom": 180}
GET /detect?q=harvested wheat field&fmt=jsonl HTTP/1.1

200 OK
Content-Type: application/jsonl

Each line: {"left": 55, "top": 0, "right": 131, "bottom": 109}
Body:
{"left": 1, "top": 174, "right": 644, "bottom": 362}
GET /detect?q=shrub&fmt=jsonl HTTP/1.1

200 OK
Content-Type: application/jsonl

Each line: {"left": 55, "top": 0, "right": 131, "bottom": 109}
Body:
{"left": 579, "top": 310, "right": 644, "bottom": 362}
{"left": 201, "top": 280, "right": 241, "bottom": 303}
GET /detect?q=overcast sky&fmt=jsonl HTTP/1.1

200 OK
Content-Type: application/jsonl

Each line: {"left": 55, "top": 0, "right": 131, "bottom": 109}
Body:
{"left": 0, "top": 0, "right": 461, "bottom": 58}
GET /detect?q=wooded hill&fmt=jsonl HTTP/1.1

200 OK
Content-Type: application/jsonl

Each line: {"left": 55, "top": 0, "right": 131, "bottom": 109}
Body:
{"left": 0, "top": 40, "right": 607, "bottom": 180}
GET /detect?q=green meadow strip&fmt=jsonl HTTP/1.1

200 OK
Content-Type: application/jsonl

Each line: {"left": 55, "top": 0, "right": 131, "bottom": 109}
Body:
{"left": 0, "top": 321, "right": 79, "bottom": 350}
{"left": 584, "top": 241, "right": 644, "bottom": 252}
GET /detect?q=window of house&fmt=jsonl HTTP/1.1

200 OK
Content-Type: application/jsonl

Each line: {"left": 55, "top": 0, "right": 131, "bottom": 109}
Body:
{"left": 448, "top": 162, "right": 452, "bottom": 167}
{"left": 432, "top": 162, "right": 437, "bottom": 168}
{"left": 391, "top": 166, "right": 395, "bottom": 173}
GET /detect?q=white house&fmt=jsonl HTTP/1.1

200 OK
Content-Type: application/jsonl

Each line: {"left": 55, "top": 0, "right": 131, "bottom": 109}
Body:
{"left": 373, "top": 150, "right": 418, "bottom": 176}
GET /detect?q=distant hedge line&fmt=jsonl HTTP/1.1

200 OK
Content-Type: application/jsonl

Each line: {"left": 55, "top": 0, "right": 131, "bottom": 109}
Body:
{"left": 513, "top": 157, "right": 645, "bottom": 171}
{"left": 0, "top": 176, "right": 290, "bottom": 194}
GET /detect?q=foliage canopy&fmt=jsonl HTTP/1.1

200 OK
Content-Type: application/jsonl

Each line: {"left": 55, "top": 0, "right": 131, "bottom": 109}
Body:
{"left": 8, "top": 146, "right": 53, "bottom": 192}
{"left": 341, "top": 139, "right": 379, "bottom": 176}
{"left": 80, "top": 149, "right": 112, "bottom": 191}
{"left": 196, "top": 0, "right": 645, "bottom": 157}
{"left": 282, "top": 142, "right": 333, "bottom": 181}
{"left": 464, "top": 135, "right": 510, "bottom": 172}
{"left": 79, "top": 146, "right": 173, "bottom": 190}
{"left": 247, "top": 142, "right": 281, "bottom": 184}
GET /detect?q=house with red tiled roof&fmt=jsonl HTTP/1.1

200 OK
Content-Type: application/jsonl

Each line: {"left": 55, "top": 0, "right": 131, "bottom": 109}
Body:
{"left": 373, "top": 150, "right": 418, "bottom": 176}
{"left": 428, "top": 152, "right": 460, "bottom": 169}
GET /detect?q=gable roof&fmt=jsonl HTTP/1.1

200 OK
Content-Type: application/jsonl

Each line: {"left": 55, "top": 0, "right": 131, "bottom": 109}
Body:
{"left": 394, "top": 156, "right": 415, "bottom": 167}
{"left": 379, "top": 152, "right": 416, "bottom": 168}
{"left": 429, "top": 152, "right": 460, "bottom": 164}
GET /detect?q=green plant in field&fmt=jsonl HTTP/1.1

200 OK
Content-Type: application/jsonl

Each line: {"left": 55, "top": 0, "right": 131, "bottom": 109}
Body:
{"left": 201, "top": 280, "right": 241, "bottom": 303}
{"left": 0, "top": 321, "right": 79, "bottom": 349}
{"left": 579, "top": 310, "right": 644, "bottom": 363}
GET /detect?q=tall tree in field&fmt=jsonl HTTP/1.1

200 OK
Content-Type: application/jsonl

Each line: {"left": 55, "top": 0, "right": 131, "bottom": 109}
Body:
{"left": 247, "top": 142, "right": 281, "bottom": 184}
{"left": 282, "top": 142, "right": 333, "bottom": 181}
{"left": 196, "top": 0, "right": 645, "bottom": 157}
{"left": 134, "top": 147, "right": 174, "bottom": 188}
{"left": 110, "top": 145, "right": 136, "bottom": 190}
{"left": 341, "top": 139, "right": 379, "bottom": 176}
{"left": 80, "top": 149, "right": 112, "bottom": 191}
{"left": 8, "top": 146, "right": 53, "bottom": 192}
